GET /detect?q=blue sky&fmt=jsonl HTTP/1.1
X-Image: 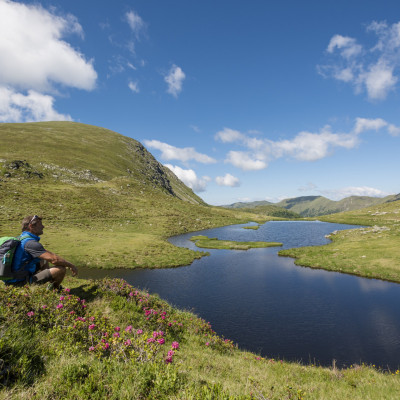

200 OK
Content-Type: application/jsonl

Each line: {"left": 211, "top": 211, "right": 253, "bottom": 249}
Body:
{"left": 1, "top": 0, "right": 399, "bottom": 205}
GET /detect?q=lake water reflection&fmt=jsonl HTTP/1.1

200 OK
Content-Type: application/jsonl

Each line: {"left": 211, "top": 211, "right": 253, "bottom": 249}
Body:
{"left": 78, "top": 221, "right": 400, "bottom": 369}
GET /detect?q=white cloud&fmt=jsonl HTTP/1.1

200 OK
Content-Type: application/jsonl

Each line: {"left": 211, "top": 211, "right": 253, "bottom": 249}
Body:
{"left": 144, "top": 139, "right": 216, "bottom": 164}
{"left": 327, "top": 35, "right": 362, "bottom": 58}
{"left": 388, "top": 124, "right": 400, "bottom": 136}
{"left": 270, "top": 128, "right": 357, "bottom": 162}
{"left": 0, "top": 87, "right": 72, "bottom": 122}
{"left": 320, "top": 20, "right": 400, "bottom": 100}
{"left": 225, "top": 151, "right": 267, "bottom": 171}
{"left": 0, "top": 0, "right": 97, "bottom": 92}
{"left": 164, "top": 65, "right": 185, "bottom": 97}
{"left": 320, "top": 186, "right": 390, "bottom": 200}
{"left": 164, "top": 164, "right": 210, "bottom": 192}
{"left": 128, "top": 81, "right": 139, "bottom": 93}
{"left": 125, "top": 10, "right": 145, "bottom": 39}
{"left": 353, "top": 117, "right": 388, "bottom": 134}
{"left": 220, "top": 118, "right": 397, "bottom": 171}
{"left": 0, "top": 0, "right": 97, "bottom": 122}
{"left": 215, "top": 173, "right": 240, "bottom": 187}
{"left": 190, "top": 125, "right": 201, "bottom": 133}
{"left": 360, "top": 61, "right": 397, "bottom": 100}
{"left": 215, "top": 128, "right": 245, "bottom": 143}
{"left": 298, "top": 182, "right": 318, "bottom": 193}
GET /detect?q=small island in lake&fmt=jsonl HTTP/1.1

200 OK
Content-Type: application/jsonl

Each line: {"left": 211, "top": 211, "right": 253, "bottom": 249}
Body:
{"left": 190, "top": 235, "right": 282, "bottom": 250}
{"left": 243, "top": 225, "right": 260, "bottom": 230}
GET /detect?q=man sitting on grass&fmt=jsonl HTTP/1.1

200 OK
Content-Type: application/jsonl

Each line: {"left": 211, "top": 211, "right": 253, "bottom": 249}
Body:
{"left": 7, "top": 215, "right": 78, "bottom": 289}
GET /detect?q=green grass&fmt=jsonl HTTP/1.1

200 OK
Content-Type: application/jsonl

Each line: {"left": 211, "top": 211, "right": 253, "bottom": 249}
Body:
{"left": 243, "top": 225, "right": 260, "bottom": 230}
{"left": 279, "top": 200, "right": 400, "bottom": 282}
{"left": 1, "top": 277, "right": 399, "bottom": 400}
{"left": 0, "top": 122, "right": 273, "bottom": 269}
{"left": 190, "top": 235, "right": 282, "bottom": 250}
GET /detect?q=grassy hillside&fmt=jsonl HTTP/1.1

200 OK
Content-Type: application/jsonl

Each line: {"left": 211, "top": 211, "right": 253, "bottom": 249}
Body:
{"left": 279, "top": 199, "right": 400, "bottom": 282}
{"left": 238, "top": 204, "right": 301, "bottom": 219}
{"left": 275, "top": 195, "right": 396, "bottom": 217}
{"left": 225, "top": 194, "right": 400, "bottom": 217}
{"left": 1, "top": 277, "right": 399, "bottom": 399}
{"left": 0, "top": 122, "right": 269, "bottom": 269}
{"left": 223, "top": 200, "right": 273, "bottom": 209}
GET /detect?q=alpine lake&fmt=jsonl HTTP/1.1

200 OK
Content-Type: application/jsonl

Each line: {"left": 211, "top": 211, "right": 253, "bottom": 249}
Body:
{"left": 78, "top": 220, "right": 400, "bottom": 370}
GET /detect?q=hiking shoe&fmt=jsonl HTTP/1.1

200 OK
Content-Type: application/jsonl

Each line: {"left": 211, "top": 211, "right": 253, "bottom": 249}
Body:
{"left": 47, "top": 282, "right": 64, "bottom": 292}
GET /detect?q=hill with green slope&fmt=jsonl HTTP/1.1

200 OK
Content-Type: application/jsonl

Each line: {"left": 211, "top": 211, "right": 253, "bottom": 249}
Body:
{"left": 231, "top": 204, "right": 301, "bottom": 219}
{"left": 0, "top": 122, "right": 204, "bottom": 205}
{"left": 276, "top": 195, "right": 397, "bottom": 217}
{"left": 224, "top": 194, "right": 399, "bottom": 217}
{"left": 0, "top": 122, "right": 269, "bottom": 269}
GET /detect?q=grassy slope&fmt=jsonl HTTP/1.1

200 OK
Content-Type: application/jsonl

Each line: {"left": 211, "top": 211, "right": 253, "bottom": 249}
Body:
{"left": 1, "top": 277, "right": 399, "bottom": 400}
{"left": 279, "top": 200, "right": 400, "bottom": 282}
{"left": 0, "top": 122, "right": 269, "bottom": 269}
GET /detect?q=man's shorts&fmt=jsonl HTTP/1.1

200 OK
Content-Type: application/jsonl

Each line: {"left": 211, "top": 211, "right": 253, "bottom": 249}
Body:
{"left": 31, "top": 268, "right": 53, "bottom": 284}
{"left": 5, "top": 269, "right": 53, "bottom": 286}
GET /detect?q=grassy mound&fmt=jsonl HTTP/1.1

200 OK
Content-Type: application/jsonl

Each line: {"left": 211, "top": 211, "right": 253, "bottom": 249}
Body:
{"left": 190, "top": 235, "right": 282, "bottom": 250}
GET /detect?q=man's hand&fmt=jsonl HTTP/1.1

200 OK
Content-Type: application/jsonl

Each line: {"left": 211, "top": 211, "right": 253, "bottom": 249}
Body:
{"left": 40, "top": 251, "right": 78, "bottom": 276}
{"left": 70, "top": 264, "right": 78, "bottom": 276}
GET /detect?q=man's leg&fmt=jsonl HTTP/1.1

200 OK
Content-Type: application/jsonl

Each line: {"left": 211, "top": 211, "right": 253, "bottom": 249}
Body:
{"left": 31, "top": 266, "right": 66, "bottom": 287}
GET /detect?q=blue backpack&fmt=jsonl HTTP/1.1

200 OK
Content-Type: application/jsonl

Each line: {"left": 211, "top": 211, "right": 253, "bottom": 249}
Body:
{"left": 0, "top": 235, "right": 31, "bottom": 281}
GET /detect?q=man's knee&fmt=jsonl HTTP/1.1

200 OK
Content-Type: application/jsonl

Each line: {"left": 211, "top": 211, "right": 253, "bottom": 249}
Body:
{"left": 49, "top": 266, "right": 67, "bottom": 281}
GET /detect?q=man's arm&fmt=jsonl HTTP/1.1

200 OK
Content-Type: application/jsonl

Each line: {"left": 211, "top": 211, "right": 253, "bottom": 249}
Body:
{"left": 39, "top": 251, "right": 78, "bottom": 276}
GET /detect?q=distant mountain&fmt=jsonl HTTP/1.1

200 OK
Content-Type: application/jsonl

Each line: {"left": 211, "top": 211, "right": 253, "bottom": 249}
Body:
{"left": 224, "top": 194, "right": 400, "bottom": 217}
{"left": 237, "top": 204, "right": 301, "bottom": 219}
{"left": 223, "top": 200, "right": 273, "bottom": 209}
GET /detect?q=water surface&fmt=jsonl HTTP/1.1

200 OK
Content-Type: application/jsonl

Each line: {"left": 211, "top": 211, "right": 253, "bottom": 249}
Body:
{"left": 78, "top": 221, "right": 400, "bottom": 369}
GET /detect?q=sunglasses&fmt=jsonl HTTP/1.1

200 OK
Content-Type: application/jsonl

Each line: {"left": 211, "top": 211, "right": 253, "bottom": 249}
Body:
{"left": 29, "top": 215, "right": 40, "bottom": 225}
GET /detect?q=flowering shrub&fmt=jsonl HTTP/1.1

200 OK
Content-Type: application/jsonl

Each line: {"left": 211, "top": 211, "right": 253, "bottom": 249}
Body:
{"left": 0, "top": 284, "right": 86, "bottom": 330}
{"left": 95, "top": 278, "right": 185, "bottom": 336}
{"left": 0, "top": 282, "right": 180, "bottom": 366}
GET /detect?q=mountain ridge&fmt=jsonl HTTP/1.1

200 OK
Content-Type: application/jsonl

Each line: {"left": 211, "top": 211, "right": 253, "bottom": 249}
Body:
{"left": 224, "top": 194, "right": 400, "bottom": 217}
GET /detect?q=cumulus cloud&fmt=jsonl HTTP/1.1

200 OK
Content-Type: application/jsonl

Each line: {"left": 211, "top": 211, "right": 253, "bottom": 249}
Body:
{"left": 164, "top": 164, "right": 210, "bottom": 192}
{"left": 220, "top": 118, "right": 397, "bottom": 171}
{"left": 215, "top": 173, "right": 240, "bottom": 187}
{"left": 164, "top": 65, "right": 185, "bottom": 97}
{"left": 0, "top": 0, "right": 96, "bottom": 92}
{"left": 320, "top": 186, "right": 390, "bottom": 200}
{"left": 269, "top": 128, "right": 357, "bottom": 162}
{"left": 144, "top": 139, "right": 216, "bottom": 164}
{"left": 128, "top": 81, "right": 139, "bottom": 93}
{"left": 319, "top": 20, "right": 400, "bottom": 100}
{"left": 0, "top": 0, "right": 97, "bottom": 122}
{"left": 225, "top": 151, "right": 267, "bottom": 171}
{"left": 0, "top": 87, "right": 72, "bottom": 122}
{"left": 353, "top": 117, "right": 388, "bottom": 134}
